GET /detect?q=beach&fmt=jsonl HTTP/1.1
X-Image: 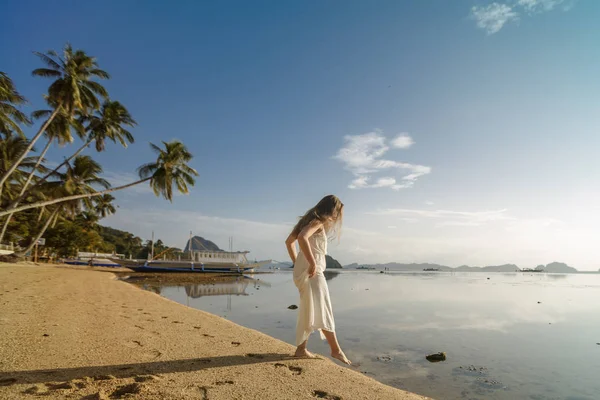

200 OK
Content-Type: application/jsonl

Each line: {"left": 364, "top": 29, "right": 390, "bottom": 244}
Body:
{"left": 0, "top": 264, "right": 429, "bottom": 400}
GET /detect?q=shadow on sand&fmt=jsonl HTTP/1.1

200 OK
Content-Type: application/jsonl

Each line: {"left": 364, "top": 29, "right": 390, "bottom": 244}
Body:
{"left": 0, "top": 352, "right": 317, "bottom": 386}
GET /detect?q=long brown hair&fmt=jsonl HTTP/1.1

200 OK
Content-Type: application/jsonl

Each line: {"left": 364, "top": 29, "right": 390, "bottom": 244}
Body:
{"left": 292, "top": 195, "right": 344, "bottom": 240}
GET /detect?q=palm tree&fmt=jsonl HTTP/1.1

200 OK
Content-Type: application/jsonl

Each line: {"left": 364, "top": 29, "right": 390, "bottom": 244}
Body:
{"left": 138, "top": 141, "right": 197, "bottom": 201}
{"left": 94, "top": 194, "right": 116, "bottom": 218}
{"left": 0, "top": 44, "right": 109, "bottom": 193}
{"left": 0, "top": 134, "right": 42, "bottom": 242}
{"left": 0, "top": 72, "right": 30, "bottom": 137}
{"left": 83, "top": 100, "right": 136, "bottom": 152}
{"left": 15, "top": 156, "right": 108, "bottom": 256}
{"left": 17, "top": 206, "right": 60, "bottom": 257}
{"left": 0, "top": 140, "right": 198, "bottom": 217}
{"left": 9, "top": 100, "right": 135, "bottom": 210}
{"left": 77, "top": 210, "right": 100, "bottom": 230}
{"left": 61, "top": 155, "right": 111, "bottom": 206}
{"left": 0, "top": 133, "right": 39, "bottom": 203}
{"left": 0, "top": 110, "right": 85, "bottom": 241}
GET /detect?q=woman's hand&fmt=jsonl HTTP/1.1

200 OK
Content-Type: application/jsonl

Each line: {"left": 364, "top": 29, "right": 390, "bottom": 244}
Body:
{"left": 308, "top": 263, "right": 317, "bottom": 278}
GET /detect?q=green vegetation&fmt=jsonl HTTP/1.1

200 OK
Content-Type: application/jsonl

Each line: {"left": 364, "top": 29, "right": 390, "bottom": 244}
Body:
{"left": 0, "top": 43, "right": 198, "bottom": 257}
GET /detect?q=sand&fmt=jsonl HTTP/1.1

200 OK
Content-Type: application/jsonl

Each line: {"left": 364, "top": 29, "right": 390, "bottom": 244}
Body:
{"left": 0, "top": 263, "right": 430, "bottom": 400}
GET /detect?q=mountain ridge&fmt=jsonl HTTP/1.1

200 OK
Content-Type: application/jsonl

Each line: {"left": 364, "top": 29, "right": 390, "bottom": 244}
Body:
{"left": 345, "top": 261, "right": 582, "bottom": 273}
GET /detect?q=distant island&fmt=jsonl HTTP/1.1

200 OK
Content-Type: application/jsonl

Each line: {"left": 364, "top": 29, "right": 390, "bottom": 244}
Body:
{"left": 184, "top": 236, "right": 222, "bottom": 252}
{"left": 326, "top": 255, "right": 343, "bottom": 269}
{"left": 344, "top": 261, "right": 583, "bottom": 273}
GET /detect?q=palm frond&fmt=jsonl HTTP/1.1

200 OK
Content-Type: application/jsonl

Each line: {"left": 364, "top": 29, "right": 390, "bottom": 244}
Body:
{"left": 33, "top": 52, "right": 61, "bottom": 71}
{"left": 31, "top": 109, "right": 52, "bottom": 120}
{"left": 137, "top": 162, "right": 157, "bottom": 179}
{"left": 89, "top": 69, "right": 110, "bottom": 80}
{"left": 32, "top": 68, "right": 61, "bottom": 78}
{"left": 82, "top": 80, "right": 109, "bottom": 98}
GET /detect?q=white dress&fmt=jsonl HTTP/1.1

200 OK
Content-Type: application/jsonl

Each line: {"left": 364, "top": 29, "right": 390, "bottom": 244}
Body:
{"left": 293, "top": 229, "right": 335, "bottom": 346}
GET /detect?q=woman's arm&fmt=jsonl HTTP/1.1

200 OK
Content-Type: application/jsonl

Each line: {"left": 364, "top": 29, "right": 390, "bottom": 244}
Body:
{"left": 285, "top": 231, "right": 298, "bottom": 264}
{"left": 297, "top": 220, "right": 324, "bottom": 278}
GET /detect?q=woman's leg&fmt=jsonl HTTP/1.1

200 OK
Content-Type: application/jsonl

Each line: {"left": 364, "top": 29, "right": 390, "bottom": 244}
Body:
{"left": 322, "top": 329, "right": 351, "bottom": 365}
{"left": 294, "top": 339, "right": 315, "bottom": 358}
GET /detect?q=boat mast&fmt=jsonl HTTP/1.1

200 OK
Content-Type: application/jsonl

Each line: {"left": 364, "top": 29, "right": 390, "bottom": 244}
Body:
{"left": 150, "top": 231, "right": 154, "bottom": 260}
{"left": 189, "top": 231, "right": 193, "bottom": 261}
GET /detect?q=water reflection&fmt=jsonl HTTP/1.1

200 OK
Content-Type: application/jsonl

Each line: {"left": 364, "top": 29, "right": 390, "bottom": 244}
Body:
{"left": 139, "top": 271, "right": 600, "bottom": 400}
{"left": 184, "top": 278, "right": 250, "bottom": 298}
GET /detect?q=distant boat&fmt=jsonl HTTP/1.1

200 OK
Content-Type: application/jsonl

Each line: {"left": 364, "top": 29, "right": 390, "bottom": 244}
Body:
{"left": 521, "top": 268, "right": 544, "bottom": 273}
{"left": 356, "top": 266, "right": 376, "bottom": 270}
{"left": 63, "top": 252, "right": 122, "bottom": 267}
{"left": 423, "top": 268, "right": 440, "bottom": 271}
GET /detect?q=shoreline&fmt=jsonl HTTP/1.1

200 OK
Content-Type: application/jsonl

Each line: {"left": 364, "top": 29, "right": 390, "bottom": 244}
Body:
{"left": 0, "top": 263, "right": 430, "bottom": 399}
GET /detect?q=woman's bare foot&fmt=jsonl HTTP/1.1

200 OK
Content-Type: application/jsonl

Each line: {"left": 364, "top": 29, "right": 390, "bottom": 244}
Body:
{"left": 331, "top": 351, "right": 351, "bottom": 365}
{"left": 294, "top": 348, "right": 316, "bottom": 358}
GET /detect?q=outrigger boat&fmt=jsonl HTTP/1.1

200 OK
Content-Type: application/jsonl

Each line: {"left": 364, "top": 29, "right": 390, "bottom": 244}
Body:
{"left": 115, "top": 247, "right": 270, "bottom": 274}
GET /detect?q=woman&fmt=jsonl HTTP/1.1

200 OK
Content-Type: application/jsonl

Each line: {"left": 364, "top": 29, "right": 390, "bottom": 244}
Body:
{"left": 285, "top": 195, "right": 351, "bottom": 365}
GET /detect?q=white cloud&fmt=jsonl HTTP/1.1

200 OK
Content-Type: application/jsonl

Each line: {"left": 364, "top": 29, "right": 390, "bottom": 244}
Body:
{"left": 470, "top": 0, "right": 574, "bottom": 34}
{"left": 470, "top": 3, "right": 519, "bottom": 34}
{"left": 348, "top": 175, "right": 369, "bottom": 189}
{"left": 391, "top": 134, "right": 414, "bottom": 149}
{"left": 372, "top": 177, "right": 397, "bottom": 188}
{"left": 518, "top": 0, "right": 565, "bottom": 12}
{"left": 333, "top": 131, "right": 431, "bottom": 191}
{"left": 368, "top": 208, "right": 514, "bottom": 227}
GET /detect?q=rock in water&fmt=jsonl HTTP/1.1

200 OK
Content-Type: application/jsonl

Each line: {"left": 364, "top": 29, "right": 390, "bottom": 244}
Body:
{"left": 288, "top": 305, "right": 298, "bottom": 310}
{"left": 426, "top": 352, "right": 447, "bottom": 362}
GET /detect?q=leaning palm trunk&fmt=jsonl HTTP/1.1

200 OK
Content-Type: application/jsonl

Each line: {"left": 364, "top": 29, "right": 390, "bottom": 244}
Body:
{"left": 10, "top": 139, "right": 92, "bottom": 209}
{"left": 0, "top": 139, "right": 52, "bottom": 243}
{"left": 0, "top": 177, "right": 151, "bottom": 218}
{"left": 0, "top": 216, "right": 9, "bottom": 244}
{"left": 0, "top": 107, "right": 60, "bottom": 192}
{"left": 15, "top": 207, "right": 59, "bottom": 257}
{"left": 51, "top": 210, "right": 60, "bottom": 228}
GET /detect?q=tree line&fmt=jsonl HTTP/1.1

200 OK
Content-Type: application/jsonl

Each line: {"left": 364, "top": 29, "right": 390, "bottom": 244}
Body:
{"left": 0, "top": 43, "right": 197, "bottom": 258}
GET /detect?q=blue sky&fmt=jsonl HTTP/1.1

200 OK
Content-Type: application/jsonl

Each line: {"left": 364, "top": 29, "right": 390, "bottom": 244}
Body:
{"left": 2, "top": 0, "right": 600, "bottom": 269}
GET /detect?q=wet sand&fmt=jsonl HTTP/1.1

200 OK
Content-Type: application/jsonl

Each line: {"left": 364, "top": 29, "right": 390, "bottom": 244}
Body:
{"left": 0, "top": 263, "right": 430, "bottom": 399}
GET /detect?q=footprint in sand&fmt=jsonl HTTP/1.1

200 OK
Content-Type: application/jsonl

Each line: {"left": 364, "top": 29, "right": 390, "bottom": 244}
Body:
{"left": 202, "top": 334, "right": 215, "bottom": 338}
{"left": 215, "top": 380, "right": 234, "bottom": 385}
{"left": 111, "top": 383, "right": 143, "bottom": 397}
{"left": 198, "top": 386, "right": 209, "bottom": 400}
{"left": 246, "top": 353, "right": 264, "bottom": 359}
{"left": 312, "top": 390, "right": 342, "bottom": 400}
{"left": 274, "top": 363, "right": 303, "bottom": 375}
{"left": 193, "top": 326, "right": 202, "bottom": 329}
{"left": 231, "top": 341, "right": 241, "bottom": 346}
{"left": 93, "top": 375, "right": 116, "bottom": 381}
{"left": 134, "top": 375, "right": 160, "bottom": 383}
{"left": 171, "top": 320, "right": 183, "bottom": 324}
{"left": 23, "top": 384, "right": 47, "bottom": 395}
{"left": 46, "top": 381, "right": 75, "bottom": 390}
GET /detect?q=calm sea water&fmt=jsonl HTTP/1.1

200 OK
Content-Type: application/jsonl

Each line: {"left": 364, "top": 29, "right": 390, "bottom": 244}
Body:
{"left": 141, "top": 271, "right": 600, "bottom": 400}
